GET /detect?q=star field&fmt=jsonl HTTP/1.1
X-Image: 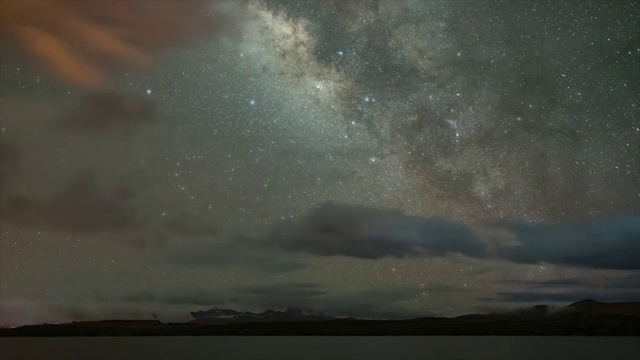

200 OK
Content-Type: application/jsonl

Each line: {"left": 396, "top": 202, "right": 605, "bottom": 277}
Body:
{"left": 0, "top": 0, "right": 639, "bottom": 324}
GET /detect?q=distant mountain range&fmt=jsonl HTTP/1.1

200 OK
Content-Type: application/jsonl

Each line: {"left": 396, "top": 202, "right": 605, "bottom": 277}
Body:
{"left": 1, "top": 299, "right": 639, "bottom": 336}
{"left": 189, "top": 299, "right": 640, "bottom": 324}
{"left": 190, "top": 307, "right": 338, "bottom": 324}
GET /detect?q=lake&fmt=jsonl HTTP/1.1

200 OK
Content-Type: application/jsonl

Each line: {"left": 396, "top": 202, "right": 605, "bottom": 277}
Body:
{"left": 1, "top": 336, "right": 638, "bottom": 360}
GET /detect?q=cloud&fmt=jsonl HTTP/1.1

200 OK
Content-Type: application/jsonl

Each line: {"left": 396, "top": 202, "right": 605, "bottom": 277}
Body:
{"left": 1, "top": 174, "right": 138, "bottom": 234}
{"left": 160, "top": 213, "right": 219, "bottom": 239}
{"left": 167, "top": 242, "right": 308, "bottom": 274}
{"left": 0, "top": 0, "right": 231, "bottom": 86}
{"left": 0, "top": 173, "right": 218, "bottom": 247}
{"left": 604, "top": 273, "right": 640, "bottom": 290}
{"left": 0, "top": 94, "right": 214, "bottom": 247}
{"left": 119, "top": 289, "right": 227, "bottom": 307}
{"left": 56, "top": 91, "right": 157, "bottom": 133}
{"left": 483, "top": 289, "right": 640, "bottom": 305}
{"left": 1, "top": 90, "right": 163, "bottom": 140}
{"left": 232, "top": 282, "right": 327, "bottom": 309}
{"left": 495, "top": 216, "right": 640, "bottom": 270}
{"left": 242, "top": 202, "right": 640, "bottom": 270}
{"left": 248, "top": 202, "right": 488, "bottom": 259}
{"left": 0, "top": 143, "right": 19, "bottom": 187}
{"left": 487, "top": 274, "right": 640, "bottom": 305}
{"left": 501, "top": 278, "right": 587, "bottom": 288}
{"left": 420, "top": 284, "right": 472, "bottom": 293}
{"left": 502, "top": 273, "right": 640, "bottom": 290}
{"left": 502, "top": 274, "right": 640, "bottom": 292}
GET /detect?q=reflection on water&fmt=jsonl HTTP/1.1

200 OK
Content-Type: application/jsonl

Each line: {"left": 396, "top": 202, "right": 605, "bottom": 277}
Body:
{"left": 2, "top": 337, "right": 639, "bottom": 360}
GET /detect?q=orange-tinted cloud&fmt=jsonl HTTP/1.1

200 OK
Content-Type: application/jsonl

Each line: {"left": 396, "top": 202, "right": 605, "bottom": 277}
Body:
{"left": 0, "top": 0, "right": 226, "bottom": 86}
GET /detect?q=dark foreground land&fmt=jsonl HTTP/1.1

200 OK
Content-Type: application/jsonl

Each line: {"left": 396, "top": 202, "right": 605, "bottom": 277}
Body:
{"left": 0, "top": 318, "right": 640, "bottom": 337}
{"left": 2, "top": 300, "right": 639, "bottom": 336}
{"left": 2, "top": 317, "right": 640, "bottom": 336}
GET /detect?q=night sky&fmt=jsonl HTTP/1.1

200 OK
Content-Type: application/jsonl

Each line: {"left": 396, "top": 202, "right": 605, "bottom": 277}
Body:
{"left": 1, "top": 0, "right": 639, "bottom": 325}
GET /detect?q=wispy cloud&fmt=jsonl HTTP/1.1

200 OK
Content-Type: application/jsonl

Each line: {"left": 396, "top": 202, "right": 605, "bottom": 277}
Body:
{"left": 0, "top": 0, "right": 231, "bottom": 86}
{"left": 0, "top": 173, "right": 218, "bottom": 247}
{"left": 166, "top": 242, "right": 308, "bottom": 274}
{"left": 119, "top": 282, "right": 427, "bottom": 319}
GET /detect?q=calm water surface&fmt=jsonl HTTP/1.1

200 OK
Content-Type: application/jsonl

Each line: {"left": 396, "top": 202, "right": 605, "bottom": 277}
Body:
{"left": 2, "top": 336, "right": 639, "bottom": 360}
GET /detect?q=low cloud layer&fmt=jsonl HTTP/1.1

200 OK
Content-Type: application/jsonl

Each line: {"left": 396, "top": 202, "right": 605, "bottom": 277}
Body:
{"left": 605, "top": 273, "right": 640, "bottom": 290}
{"left": 485, "top": 273, "right": 640, "bottom": 305}
{"left": 120, "top": 289, "right": 228, "bottom": 308}
{"left": 245, "top": 202, "right": 640, "bottom": 270}
{"left": 484, "top": 289, "right": 640, "bottom": 305}
{"left": 119, "top": 282, "right": 426, "bottom": 319}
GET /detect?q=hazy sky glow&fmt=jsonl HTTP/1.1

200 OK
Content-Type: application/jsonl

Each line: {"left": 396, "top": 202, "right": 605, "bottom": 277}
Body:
{"left": 1, "top": 0, "right": 639, "bottom": 325}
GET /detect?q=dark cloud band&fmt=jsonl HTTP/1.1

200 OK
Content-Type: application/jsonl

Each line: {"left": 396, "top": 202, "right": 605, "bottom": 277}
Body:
{"left": 247, "top": 202, "right": 640, "bottom": 270}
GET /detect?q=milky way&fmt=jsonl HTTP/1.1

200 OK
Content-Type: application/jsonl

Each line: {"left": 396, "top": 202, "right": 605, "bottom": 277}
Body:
{"left": 1, "top": 0, "right": 639, "bottom": 324}
{"left": 238, "top": 0, "right": 640, "bottom": 224}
